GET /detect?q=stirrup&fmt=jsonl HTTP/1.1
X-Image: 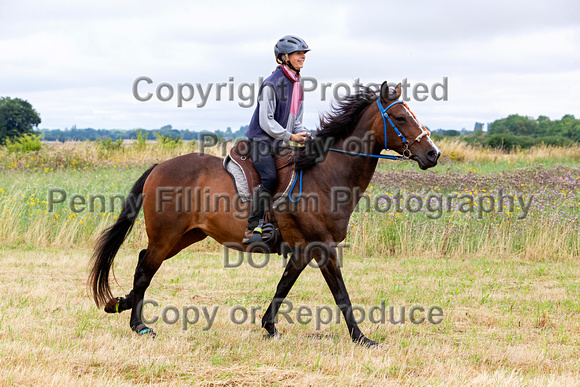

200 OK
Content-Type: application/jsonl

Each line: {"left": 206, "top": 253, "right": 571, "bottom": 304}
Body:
{"left": 246, "top": 220, "right": 265, "bottom": 244}
{"left": 261, "top": 222, "right": 275, "bottom": 241}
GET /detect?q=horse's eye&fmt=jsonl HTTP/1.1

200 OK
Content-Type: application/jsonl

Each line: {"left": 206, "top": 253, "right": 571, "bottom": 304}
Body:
{"left": 396, "top": 116, "right": 406, "bottom": 123}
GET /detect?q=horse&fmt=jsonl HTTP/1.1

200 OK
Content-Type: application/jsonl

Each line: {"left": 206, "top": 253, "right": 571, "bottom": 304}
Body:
{"left": 88, "top": 82, "right": 441, "bottom": 347}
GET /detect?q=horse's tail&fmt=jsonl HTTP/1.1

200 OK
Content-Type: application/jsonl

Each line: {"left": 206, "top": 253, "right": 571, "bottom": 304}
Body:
{"left": 88, "top": 164, "right": 158, "bottom": 308}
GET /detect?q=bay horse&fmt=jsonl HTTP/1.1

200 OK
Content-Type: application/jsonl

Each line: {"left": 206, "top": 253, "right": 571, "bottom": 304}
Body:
{"left": 88, "top": 82, "right": 441, "bottom": 346}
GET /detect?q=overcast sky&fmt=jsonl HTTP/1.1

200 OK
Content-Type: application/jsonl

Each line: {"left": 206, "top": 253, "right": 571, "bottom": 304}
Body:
{"left": 1, "top": 0, "right": 579, "bottom": 132}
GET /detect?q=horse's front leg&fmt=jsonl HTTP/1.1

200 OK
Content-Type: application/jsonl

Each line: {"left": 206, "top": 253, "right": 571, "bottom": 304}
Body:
{"left": 315, "top": 245, "right": 378, "bottom": 347}
{"left": 262, "top": 251, "right": 312, "bottom": 337}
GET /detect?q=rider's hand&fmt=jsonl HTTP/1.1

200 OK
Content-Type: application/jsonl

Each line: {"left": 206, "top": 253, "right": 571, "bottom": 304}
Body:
{"left": 290, "top": 132, "right": 309, "bottom": 144}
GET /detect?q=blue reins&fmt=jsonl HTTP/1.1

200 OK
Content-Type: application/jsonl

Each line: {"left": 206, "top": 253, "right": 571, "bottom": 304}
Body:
{"left": 288, "top": 170, "right": 303, "bottom": 203}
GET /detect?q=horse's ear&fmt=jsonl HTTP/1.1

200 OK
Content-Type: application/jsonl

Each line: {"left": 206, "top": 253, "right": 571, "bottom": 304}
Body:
{"left": 380, "top": 81, "right": 389, "bottom": 100}
{"left": 380, "top": 81, "right": 401, "bottom": 100}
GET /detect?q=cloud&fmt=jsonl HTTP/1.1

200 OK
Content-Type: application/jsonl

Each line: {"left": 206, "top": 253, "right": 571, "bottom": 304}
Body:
{"left": 0, "top": 0, "right": 578, "bottom": 131}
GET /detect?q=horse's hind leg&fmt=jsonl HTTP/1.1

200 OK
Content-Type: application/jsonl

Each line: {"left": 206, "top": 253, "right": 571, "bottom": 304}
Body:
{"left": 104, "top": 249, "right": 146, "bottom": 314}
{"left": 128, "top": 229, "right": 207, "bottom": 336}
{"left": 105, "top": 228, "right": 209, "bottom": 316}
{"left": 262, "top": 251, "right": 312, "bottom": 337}
{"left": 127, "top": 243, "right": 169, "bottom": 336}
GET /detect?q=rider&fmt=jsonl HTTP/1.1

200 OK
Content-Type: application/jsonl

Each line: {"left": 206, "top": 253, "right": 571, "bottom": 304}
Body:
{"left": 242, "top": 35, "right": 311, "bottom": 244}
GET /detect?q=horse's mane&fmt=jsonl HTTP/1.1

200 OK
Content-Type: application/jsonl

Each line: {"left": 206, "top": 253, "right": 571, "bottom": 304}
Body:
{"left": 294, "top": 86, "right": 378, "bottom": 170}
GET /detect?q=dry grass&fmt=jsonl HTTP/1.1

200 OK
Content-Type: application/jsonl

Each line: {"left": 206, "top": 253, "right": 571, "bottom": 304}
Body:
{"left": 436, "top": 139, "right": 580, "bottom": 164}
{"left": 0, "top": 247, "right": 579, "bottom": 385}
{"left": 0, "top": 139, "right": 228, "bottom": 173}
{"left": 2, "top": 139, "right": 579, "bottom": 172}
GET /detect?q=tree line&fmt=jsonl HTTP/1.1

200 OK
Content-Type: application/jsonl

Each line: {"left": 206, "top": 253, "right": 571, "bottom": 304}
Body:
{"left": 38, "top": 125, "right": 251, "bottom": 142}
{"left": 432, "top": 114, "right": 579, "bottom": 150}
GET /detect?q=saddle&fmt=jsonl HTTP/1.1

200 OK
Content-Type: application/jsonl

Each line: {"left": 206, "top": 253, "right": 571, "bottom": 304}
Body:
{"left": 223, "top": 140, "right": 296, "bottom": 207}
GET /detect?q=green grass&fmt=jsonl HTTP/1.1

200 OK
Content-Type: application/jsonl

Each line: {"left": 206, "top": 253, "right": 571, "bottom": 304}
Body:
{"left": 0, "top": 167, "right": 143, "bottom": 246}
{"left": 1, "top": 155, "right": 578, "bottom": 258}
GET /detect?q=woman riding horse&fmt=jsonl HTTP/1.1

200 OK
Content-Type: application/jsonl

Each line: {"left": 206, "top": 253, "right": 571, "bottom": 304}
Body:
{"left": 242, "top": 35, "right": 311, "bottom": 244}
{"left": 89, "top": 75, "right": 441, "bottom": 346}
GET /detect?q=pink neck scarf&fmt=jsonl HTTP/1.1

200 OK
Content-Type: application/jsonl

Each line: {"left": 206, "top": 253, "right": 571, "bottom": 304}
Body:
{"left": 282, "top": 65, "right": 303, "bottom": 115}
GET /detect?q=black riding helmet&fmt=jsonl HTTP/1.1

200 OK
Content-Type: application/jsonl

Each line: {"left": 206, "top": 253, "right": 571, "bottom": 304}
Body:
{"left": 274, "top": 35, "right": 310, "bottom": 72}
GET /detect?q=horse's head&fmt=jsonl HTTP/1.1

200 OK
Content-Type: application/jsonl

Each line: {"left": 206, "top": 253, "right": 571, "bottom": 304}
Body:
{"left": 375, "top": 81, "right": 440, "bottom": 170}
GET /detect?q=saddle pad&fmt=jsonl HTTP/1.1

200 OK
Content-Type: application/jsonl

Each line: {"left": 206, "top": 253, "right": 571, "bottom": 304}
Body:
{"left": 223, "top": 140, "right": 296, "bottom": 208}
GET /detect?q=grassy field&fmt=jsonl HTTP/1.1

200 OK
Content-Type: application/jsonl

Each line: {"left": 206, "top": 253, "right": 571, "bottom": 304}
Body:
{"left": 0, "top": 140, "right": 579, "bottom": 385}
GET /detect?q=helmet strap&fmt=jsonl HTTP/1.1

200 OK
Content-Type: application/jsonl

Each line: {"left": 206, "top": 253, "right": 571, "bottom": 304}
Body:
{"left": 284, "top": 54, "right": 301, "bottom": 74}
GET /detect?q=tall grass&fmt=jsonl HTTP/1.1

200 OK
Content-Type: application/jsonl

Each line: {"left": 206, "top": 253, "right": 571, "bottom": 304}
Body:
{"left": 0, "top": 171, "right": 221, "bottom": 251}
{"left": 0, "top": 138, "right": 227, "bottom": 172}
{"left": 1, "top": 138, "right": 578, "bottom": 172}
{"left": 436, "top": 138, "right": 580, "bottom": 164}
{"left": 0, "top": 141, "right": 578, "bottom": 260}
{"left": 346, "top": 211, "right": 579, "bottom": 261}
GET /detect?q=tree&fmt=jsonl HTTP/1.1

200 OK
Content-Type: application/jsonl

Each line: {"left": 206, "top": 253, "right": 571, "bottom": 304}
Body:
{"left": 473, "top": 122, "right": 484, "bottom": 137}
{"left": 536, "top": 115, "right": 551, "bottom": 137}
{"left": 488, "top": 114, "right": 538, "bottom": 136}
{"left": 0, "top": 97, "right": 41, "bottom": 144}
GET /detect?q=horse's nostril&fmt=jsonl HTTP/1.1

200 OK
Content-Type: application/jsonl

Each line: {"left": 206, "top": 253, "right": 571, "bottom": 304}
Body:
{"left": 427, "top": 150, "right": 440, "bottom": 163}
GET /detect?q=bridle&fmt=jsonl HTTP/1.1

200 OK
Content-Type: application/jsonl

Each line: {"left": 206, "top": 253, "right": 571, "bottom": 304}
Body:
{"left": 291, "top": 97, "right": 432, "bottom": 202}
{"left": 376, "top": 98, "right": 431, "bottom": 159}
{"left": 329, "top": 97, "right": 431, "bottom": 160}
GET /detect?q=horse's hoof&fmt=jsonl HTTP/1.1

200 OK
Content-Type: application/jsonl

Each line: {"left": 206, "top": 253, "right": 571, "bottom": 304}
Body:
{"left": 355, "top": 336, "right": 379, "bottom": 348}
{"left": 132, "top": 323, "right": 157, "bottom": 338}
{"left": 104, "top": 297, "right": 121, "bottom": 314}
{"left": 263, "top": 332, "right": 282, "bottom": 340}
{"left": 138, "top": 328, "right": 157, "bottom": 339}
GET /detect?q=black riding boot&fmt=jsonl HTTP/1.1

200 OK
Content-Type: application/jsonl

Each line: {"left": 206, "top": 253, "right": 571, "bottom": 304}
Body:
{"left": 242, "top": 184, "right": 273, "bottom": 244}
